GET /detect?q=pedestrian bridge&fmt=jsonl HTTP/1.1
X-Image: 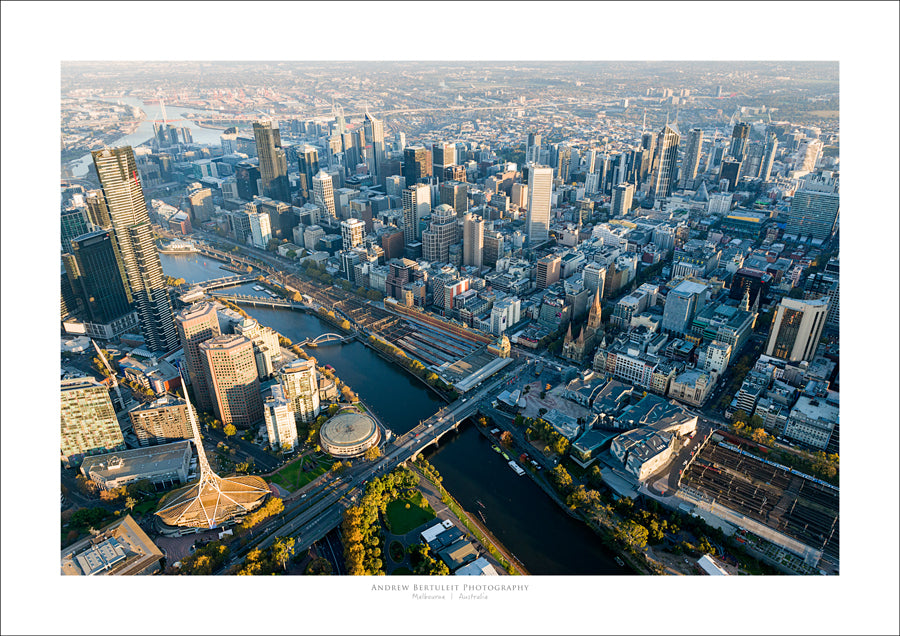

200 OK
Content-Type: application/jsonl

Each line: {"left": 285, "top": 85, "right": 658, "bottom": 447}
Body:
{"left": 299, "top": 333, "right": 355, "bottom": 347}
{"left": 197, "top": 275, "right": 258, "bottom": 291}
{"left": 210, "top": 292, "right": 306, "bottom": 310}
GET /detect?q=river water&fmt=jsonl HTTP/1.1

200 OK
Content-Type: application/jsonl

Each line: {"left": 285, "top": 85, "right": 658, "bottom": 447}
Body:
{"left": 159, "top": 252, "right": 622, "bottom": 575}
{"left": 66, "top": 95, "right": 227, "bottom": 178}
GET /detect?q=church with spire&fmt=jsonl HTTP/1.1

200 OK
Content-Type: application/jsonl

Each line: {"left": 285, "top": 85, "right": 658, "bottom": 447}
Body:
{"left": 561, "top": 287, "right": 604, "bottom": 363}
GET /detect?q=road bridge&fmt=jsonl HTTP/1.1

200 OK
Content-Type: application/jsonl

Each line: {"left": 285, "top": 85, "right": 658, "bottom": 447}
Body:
{"left": 195, "top": 275, "right": 258, "bottom": 291}
{"left": 210, "top": 292, "right": 307, "bottom": 310}
{"left": 215, "top": 360, "right": 522, "bottom": 570}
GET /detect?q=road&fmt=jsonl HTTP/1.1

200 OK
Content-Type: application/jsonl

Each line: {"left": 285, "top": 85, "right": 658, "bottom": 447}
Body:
{"left": 214, "top": 363, "right": 522, "bottom": 572}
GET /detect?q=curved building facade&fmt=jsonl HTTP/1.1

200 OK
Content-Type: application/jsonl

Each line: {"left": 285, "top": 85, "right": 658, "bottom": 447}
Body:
{"left": 319, "top": 410, "right": 380, "bottom": 457}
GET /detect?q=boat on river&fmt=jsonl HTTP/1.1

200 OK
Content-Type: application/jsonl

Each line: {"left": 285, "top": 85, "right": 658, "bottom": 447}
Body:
{"left": 508, "top": 460, "right": 526, "bottom": 476}
{"left": 491, "top": 445, "right": 501, "bottom": 453}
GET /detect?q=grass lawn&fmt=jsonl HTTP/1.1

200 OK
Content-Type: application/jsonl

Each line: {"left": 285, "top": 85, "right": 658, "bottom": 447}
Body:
{"left": 269, "top": 456, "right": 331, "bottom": 492}
{"left": 384, "top": 491, "right": 435, "bottom": 535}
{"left": 133, "top": 498, "right": 161, "bottom": 515}
{"left": 390, "top": 566, "right": 412, "bottom": 575}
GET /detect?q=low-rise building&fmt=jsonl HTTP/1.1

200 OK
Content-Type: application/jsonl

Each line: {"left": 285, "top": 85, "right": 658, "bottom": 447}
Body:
{"left": 61, "top": 515, "right": 164, "bottom": 576}
{"left": 784, "top": 394, "right": 839, "bottom": 450}
{"left": 79, "top": 440, "right": 193, "bottom": 491}
{"left": 610, "top": 428, "right": 675, "bottom": 481}
{"left": 668, "top": 369, "right": 717, "bottom": 407}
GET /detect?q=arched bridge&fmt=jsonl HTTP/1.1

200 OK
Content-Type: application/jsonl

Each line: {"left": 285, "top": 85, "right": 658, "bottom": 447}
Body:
{"left": 299, "top": 333, "right": 356, "bottom": 346}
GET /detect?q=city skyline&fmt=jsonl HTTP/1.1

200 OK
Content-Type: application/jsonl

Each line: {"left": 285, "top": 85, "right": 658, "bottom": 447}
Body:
{"left": 2, "top": 2, "right": 898, "bottom": 634}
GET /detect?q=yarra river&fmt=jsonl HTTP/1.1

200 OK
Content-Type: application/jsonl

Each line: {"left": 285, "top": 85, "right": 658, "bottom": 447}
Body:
{"left": 161, "top": 253, "right": 622, "bottom": 575}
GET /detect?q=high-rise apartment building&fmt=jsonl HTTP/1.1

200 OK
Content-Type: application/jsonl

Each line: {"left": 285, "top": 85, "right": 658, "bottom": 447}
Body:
{"left": 253, "top": 120, "right": 290, "bottom": 203}
{"left": 759, "top": 136, "right": 778, "bottom": 182}
{"left": 765, "top": 297, "right": 829, "bottom": 362}
{"left": 200, "top": 335, "right": 263, "bottom": 427}
{"left": 69, "top": 229, "right": 132, "bottom": 325}
{"left": 91, "top": 147, "right": 177, "bottom": 352}
{"left": 526, "top": 164, "right": 553, "bottom": 245}
{"left": 402, "top": 184, "right": 431, "bottom": 246}
{"left": 650, "top": 124, "right": 681, "bottom": 200}
{"left": 264, "top": 385, "right": 298, "bottom": 452}
{"left": 422, "top": 204, "right": 457, "bottom": 263}
{"left": 403, "top": 146, "right": 432, "bottom": 185}
{"left": 247, "top": 207, "right": 272, "bottom": 249}
{"left": 129, "top": 395, "right": 194, "bottom": 447}
{"left": 312, "top": 170, "right": 336, "bottom": 219}
{"left": 341, "top": 218, "right": 366, "bottom": 251}
{"left": 61, "top": 208, "right": 92, "bottom": 253}
{"left": 61, "top": 376, "right": 124, "bottom": 465}
{"left": 279, "top": 358, "right": 320, "bottom": 423}
{"left": 611, "top": 183, "right": 635, "bottom": 216}
{"left": 175, "top": 302, "right": 221, "bottom": 411}
{"left": 463, "top": 213, "right": 484, "bottom": 269}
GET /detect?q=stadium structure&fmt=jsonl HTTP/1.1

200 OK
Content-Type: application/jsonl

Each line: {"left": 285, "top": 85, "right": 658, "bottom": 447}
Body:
{"left": 155, "top": 372, "right": 269, "bottom": 530}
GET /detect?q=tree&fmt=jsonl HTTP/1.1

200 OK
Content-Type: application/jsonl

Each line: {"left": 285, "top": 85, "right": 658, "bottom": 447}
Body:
{"left": 306, "top": 557, "right": 333, "bottom": 575}
{"left": 616, "top": 520, "right": 649, "bottom": 551}
{"left": 500, "top": 431, "right": 514, "bottom": 447}
{"left": 272, "top": 537, "right": 295, "bottom": 571}
{"left": 363, "top": 446, "right": 382, "bottom": 461}
{"left": 125, "top": 496, "right": 137, "bottom": 512}
{"left": 331, "top": 461, "right": 347, "bottom": 475}
{"left": 224, "top": 424, "right": 237, "bottom": 437}
{"left": 552, "top": 465, "right": 573, "bottom": 492}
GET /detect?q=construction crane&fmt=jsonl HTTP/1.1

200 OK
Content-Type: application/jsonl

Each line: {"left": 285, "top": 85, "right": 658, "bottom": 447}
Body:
{"left": 91, "top": 339, "right": 127, "bottom": 411}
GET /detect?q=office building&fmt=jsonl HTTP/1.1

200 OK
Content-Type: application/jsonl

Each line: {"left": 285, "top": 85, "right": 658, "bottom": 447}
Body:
{"left": 526, "top": 164, "right": 553, "bottom": 245}
{"left": 129, "top": 395, "right": 194, "bottom": 447}
{"left": 363, "top": 111, "right": 385, "bottom": 179}
{"left": 264, "top": 385, "right": 298, "bottom": 452}
{"left": 174, "top": 302, "right": 221, "bottom": 411}
{"left": 719, "top": 159, "right": 742, "bottom": 192}
{"left": 60, "top": 376, "right": 124, "bottom": 466}
{"left": 650, "top": 124, "right": 680, "bottom": 199}
{"left": 91, "top": 147, "right": 177, "bottom": 353}
{"left": 440, "top": 181, "right": 468, "bottom": 215}
{"left": 536, "top": 254, "right": 562, "bottom": 289}
{"left": 186, "top": 186, "right": 214, "bottom": 224}
{"left": 61, "top": 208, "right": 92, "bottom": 253}
{"left": 662, "top": 280, "right": 708, "bottom": 335}
{"left": 297, "top": 145, "right": 320, "bottom": 202}
{"left": 402, "top": 184, "right": 431, "bottom": 246}
{"left": 786, "top": 190, "right": 840, "bottom": 242}
{"left": 681, "top": 128, "right": 703, "bottom": 187}
{"left": 582, "top": 261, "right": 607, "bottom": 297}
{"left": 200, "top": 335, "right": 263, "bottom": 428}
{"left": 759, "top": 136, "right": 778, "bottom": 182}
{"left": 61, "top": 514, "right": 164, "bottom": 576}
{"left": 765, "top": 297, "right": 829, "bottom": 362}
{"left": 68, "top": 229, "right": 132, "bottom": 325}
{"left": 252, "top": 120, "right": 290, "bottom": 203}
{"left": 403, "top": 146, "right": 433, "bottom": 185}
{"left": 432, "top": 141, "right": 456, "bottom": 176}
{"left": 341, "top": 218, "right": 366, "bottom": 251}
{"left": 247, "top": 207, "right": 272, "bottom": 249}
{"left": 84, "top": 189, "right": 111, "bottom": 228}
{"left": 729, "top": 122, "right": 751, "bottom": 161}
{"left": 463, "top": 213, "right": 484, "bottom": 269}
{"left": 611, "top": 183, "right": 634, "bottom": 216}
{"left": 279, "top": 358, "right": 321, "bottom": 423}
{"left": 483, "top": 230, "right": 505, "bottom": 268}
{"left": 422, "top": 204, "right": 458, "bottom": 263}
{"left": 312, "top": 169, "right": 336, "bottom": 219}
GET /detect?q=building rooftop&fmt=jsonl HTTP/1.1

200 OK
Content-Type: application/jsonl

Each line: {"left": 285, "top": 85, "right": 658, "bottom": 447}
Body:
{"left": 80, "top": 440, "right": 192, "bottom": 480}
{"left": 61, "top": 515, "right": 163, "bottom": 576}
{"left": 791, "top": 395, "right": 839, "bottom": 423}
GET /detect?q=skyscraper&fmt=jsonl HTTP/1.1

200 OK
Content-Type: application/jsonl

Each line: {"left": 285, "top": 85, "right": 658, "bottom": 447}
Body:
{"left": 264, "top": 385, "right": 298, "bottom": 451}
{"left": 650, "top": 124, "right": 680, "bottom": 200}
{"left": 556, "top": 145, "right": 572, "bottom": 182}
{"left": 200, "top": 335, "right": 263, "bottom": 428}
{"left": 91, "top": 147, "right": 177, "bottom": 352}
{"left": 681, "top": 128, "right": 703, "bottom": 187}
{"left": 297, "top": 145, "right": 320, "bottom": 202}
{"left": 719, "top": 159, "right": 742, "bottom": 192}
{"left": 61, "top": 208, "right": 92, "bottom": 253}
{"left": 403, "top": 146, "right": 433, "bottom": 185}
{"left": 363, "top": 111, "right": 385, "bottom": 180}
{"left": 786, "top": 189, "right": 839, "bottom": 242}
{"left": 432, "top": 141, "right": 456, "bottom": 177}
{"left": 60, "top": 376, "right": 125, "bottom": 466}
{"left": 341, "top": 218, "right": 366, "bottom": 251}
{"left": 402, "top": 184, "right": 431, "bottom": 246}
{"left": 729, "top": 122, "right": 751, "bottom": 161}
{"left": 759, "top": 135, "right": 778, "bottom": 182}
{"left": 253, "top": 119, "right": 290, "bottom": 203}
{"left": 422, "top": 203, "right": 457, "bottom": 263}
{"left": 175, "top": 302, "right": 221, "bottom": 412}
{"left": 612, "top": 183, "right": 635, "bottom": 216}
{"left": 312, "top": 169, "right": 336, "bottom": 219}
{"left": 463, "top": 213, "right": 484, "bottom": 269}
{"left": 765, "top": 297, "right": 829, "bottom": 362}
{"left": 69, "top": 229, "right": 133, "bottom": 325}
{"left": 525, "top": 164, "right": 553, "bottom": 245}
{"left": 440, "top": 181, "right": 468, "bottom": 215}
{"left": 279, "top": 358, "right": 320, "bottom": 423}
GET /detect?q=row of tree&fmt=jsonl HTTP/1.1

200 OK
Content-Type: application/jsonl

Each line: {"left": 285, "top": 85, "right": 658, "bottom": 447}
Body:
{"left": 524, "top": 418, "right": 570, "bottom": 457}
{"left": 236, "top": 537, "right": 295, "bottom": 575}
{"left": 240, "top": 497, "right": 284, "bottom": 531}
{"left": 367, "top": 335, "right": 457, "bottom": 396}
